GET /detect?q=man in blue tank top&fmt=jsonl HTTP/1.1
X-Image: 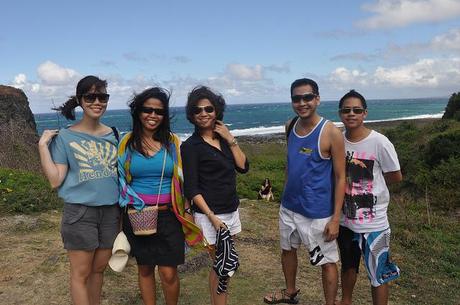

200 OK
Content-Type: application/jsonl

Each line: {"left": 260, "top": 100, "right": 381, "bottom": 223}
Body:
{"left": 264, "top": 78, "right": 346, "bottom": 305}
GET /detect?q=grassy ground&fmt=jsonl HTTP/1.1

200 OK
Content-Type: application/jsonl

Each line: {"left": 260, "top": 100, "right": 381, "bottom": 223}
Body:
{"left": 0, "top": 119, "right": 458, "bottom": 304}
{"left": 0, "top": 197, "right": 458, "bottom": 305}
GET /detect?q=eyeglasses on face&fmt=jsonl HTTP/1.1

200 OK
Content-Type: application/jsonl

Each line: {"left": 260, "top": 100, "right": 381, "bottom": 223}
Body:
{"left": 82, "top": 93, "right": 110, "bottom": 103}
{"left": 140, "top": 106, "right": 166, "bottom": 116}
{"left": 193, "top": 106, "right": 215, "bottom": 115}
{"left": 291, "top": 93, "right": 318, "bottom": 103}
{"left": 339, "top": 107, "right": 366, "bottom": 114}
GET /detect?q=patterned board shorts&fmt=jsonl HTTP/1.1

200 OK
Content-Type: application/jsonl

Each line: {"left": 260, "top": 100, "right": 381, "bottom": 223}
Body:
{"left": 279, "top": 205, "right": 339, "bottom": 266}
{"left": 338, "top": 225, "right": 400, "bottom": 287}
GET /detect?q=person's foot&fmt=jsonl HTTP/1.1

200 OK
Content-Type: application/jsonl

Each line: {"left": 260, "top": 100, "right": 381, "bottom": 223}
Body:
{"left": 263, "top": 288, "right": 300, "bottom": 304}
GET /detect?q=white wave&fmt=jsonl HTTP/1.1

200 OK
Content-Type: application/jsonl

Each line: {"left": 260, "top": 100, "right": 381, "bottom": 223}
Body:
{"left": 177, "top": 112, "right": 444, "bottom": 140}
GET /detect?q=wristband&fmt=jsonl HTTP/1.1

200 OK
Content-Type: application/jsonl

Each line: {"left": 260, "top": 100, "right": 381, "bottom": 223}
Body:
{"left": 229, "top": 138, "right": 238, "bottom": 147}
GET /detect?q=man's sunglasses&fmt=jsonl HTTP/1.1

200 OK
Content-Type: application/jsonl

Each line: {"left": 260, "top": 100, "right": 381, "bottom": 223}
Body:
{"left": 193, "top": 106, "right": 215, "bottom": 115}
{"left": 82, "top": 93, "right": 110, "bottom": 103}
{"left": 339, "top": 107, "right": 366, "bottom": 114}
{"left": 141, "top": 107, "right": 166, "bottom": 116}
{"left": 291, "top": 93, "right": 318, "bottom": 103}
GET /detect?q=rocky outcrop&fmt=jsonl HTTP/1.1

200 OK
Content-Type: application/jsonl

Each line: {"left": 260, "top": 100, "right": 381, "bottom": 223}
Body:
{"left": 0, "top": 85, "right": 40, "bottom": 171}
{"left": 0, "top": 85, "right": 38, "bottom": 138}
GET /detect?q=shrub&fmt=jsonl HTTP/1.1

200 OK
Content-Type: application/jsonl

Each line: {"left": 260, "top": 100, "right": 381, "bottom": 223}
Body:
{"left": 424, "top": 130, "right": 460, "bottom": 167}
{"left": 0, "top": 168, "right": 63, "bottom": 214}
{"left": 442, "top": 92, "right": 460, "bottom": 120}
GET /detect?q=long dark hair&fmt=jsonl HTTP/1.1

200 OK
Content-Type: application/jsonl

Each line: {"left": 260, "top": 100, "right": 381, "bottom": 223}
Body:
{"left": 53, "top": 75, "right": 107, "bottom": 120}
{"left": 127, "top": 87, "right": 171, "bottom": 156}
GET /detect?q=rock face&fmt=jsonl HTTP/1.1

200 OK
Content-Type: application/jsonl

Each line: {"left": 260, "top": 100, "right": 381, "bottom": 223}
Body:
{"left": 0, "top": 85, "right": 40, "bottom": 171}
{"left": 0, "top": 85, "right": 38, "bottom": 137}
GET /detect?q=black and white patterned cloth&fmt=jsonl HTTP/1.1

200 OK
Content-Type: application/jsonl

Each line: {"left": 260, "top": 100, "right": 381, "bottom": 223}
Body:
{"left": 213, "top": 226, "right": 239, "bottom": 294}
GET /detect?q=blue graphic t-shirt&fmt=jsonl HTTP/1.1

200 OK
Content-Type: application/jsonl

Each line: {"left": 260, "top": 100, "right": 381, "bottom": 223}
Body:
{"left": 50, "top": 128, "right": 119, "bottom": 206}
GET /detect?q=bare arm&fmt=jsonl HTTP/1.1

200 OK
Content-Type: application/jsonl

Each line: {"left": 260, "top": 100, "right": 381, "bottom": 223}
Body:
{"left": 323, "top": 124, "right": 346, "bottom": 242}
{"left": 38, "top": 130, "right": 68, "bottom": 189}
{"left": 384, "top": 170, "right": 402, "bottom": 184}
{"left": 192, "top": 194, "right": 226, "bottom": 230}
{"left": 214, "top": 120, "right": 247, "bottom": 170}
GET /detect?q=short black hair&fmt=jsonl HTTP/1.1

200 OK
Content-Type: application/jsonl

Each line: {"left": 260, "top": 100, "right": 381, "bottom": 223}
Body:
{"left": 290, "top": 78, "right": 319, "bottom": 96}
{"left": 339, "top": 89, "right": 367, "bottom": 109}
{"left": 186, "top": 86, "right": 225, "bottom": 125}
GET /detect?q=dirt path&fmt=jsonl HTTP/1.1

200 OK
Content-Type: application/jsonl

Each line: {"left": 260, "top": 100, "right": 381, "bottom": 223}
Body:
{"left": 1, "top": 202, "right": 379, "bottom": 305}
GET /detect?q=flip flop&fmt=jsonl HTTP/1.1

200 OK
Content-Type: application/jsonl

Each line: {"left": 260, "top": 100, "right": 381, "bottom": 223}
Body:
{"left": 263, "top": 288, "right": 300, "bottom": 304}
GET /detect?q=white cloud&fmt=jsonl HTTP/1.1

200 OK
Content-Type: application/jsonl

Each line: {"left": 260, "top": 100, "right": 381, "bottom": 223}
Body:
{"left": 358, "top": 0, "right": 460, "bottom": 29}
{"left": 431, "top": 28, "right": 460, "bottom": 51}
{"left": 329, "top": 67, "right": 369, "bottom": 87}
{"left": 13, "top": 73, "right": 27, "bottom": 88}
{"left": 323, "top": 57, "right": 460, "bottom": 100}
{"left": 37, "top": 61, "right": 80, "bottom": 86}
{"left": 373, "top": 58, "right": 460, "bottom": 86}
{"left": 225, "top": 64, "right": 264, "bottom": 81}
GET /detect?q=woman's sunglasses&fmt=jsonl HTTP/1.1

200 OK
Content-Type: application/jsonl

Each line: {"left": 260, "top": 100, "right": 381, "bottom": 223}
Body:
{"left": 339, "top": 107, "right": 366, "bottom": 114}
{"left": 141, "top": 107, "right": 166, "bottom": 116}
{"left": 193, "top": 106, "right": 215, "bottom": 115}
{"left": 82, "top": 93, "right": 110, "bottom": 103}
{"left": 291, "top": 93, "right": 318, "bottom": 103}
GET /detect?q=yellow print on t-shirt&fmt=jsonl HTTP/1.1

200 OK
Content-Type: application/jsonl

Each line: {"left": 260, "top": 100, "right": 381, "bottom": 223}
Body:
{"left": 69, "top": 140, "right": 117, "bottom": 182}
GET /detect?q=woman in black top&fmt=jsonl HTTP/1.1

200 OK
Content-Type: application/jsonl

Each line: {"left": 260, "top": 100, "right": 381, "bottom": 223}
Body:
{"left": 181, "top": 86, "right": 248, "bottom": 305}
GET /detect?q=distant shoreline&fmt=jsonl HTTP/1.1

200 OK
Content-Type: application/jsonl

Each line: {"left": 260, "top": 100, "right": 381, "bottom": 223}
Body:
{"left": 237, "top": 117, "right": 440, "bottom": 144}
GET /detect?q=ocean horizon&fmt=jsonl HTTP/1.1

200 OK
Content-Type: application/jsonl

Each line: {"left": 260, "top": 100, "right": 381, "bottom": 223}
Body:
{"left": 34, "top": 97, "right": 447, "bottom": 140}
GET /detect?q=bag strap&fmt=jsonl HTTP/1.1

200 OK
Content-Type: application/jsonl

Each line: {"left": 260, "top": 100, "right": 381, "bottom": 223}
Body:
{"left": 111, "top": 126, "right": 120, "bottom": 142}
{"left": 155, "top": 149, "right": 167, "bottom": 207}
{"left": 286, "top": 116, "right": 299, "bottom": 140}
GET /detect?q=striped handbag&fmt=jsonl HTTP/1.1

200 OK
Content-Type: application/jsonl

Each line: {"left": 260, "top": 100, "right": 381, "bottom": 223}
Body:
{"left": 128, "top": 149, "right": 166, "bottom": 236}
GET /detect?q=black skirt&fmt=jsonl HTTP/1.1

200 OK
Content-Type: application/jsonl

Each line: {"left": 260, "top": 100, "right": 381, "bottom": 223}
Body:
{"left": 122, "top": 207, "right": 185, "bottom": 266}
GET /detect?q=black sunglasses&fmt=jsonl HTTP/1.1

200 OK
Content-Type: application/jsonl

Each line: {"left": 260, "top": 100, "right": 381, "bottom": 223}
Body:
{"left": 141, "top": 107, "right": 166, "bottom": 116}
{"left": 339, "top": 107, "right": 366, "bottom": 114}
{"left": 82, "top": 93, "right": 110, "bottom": 103}
{"left": 193, "top": 106, "right": 215, "bottom": 115}
{"left": 291, "top": 93, "right": 318, "bottom": 103}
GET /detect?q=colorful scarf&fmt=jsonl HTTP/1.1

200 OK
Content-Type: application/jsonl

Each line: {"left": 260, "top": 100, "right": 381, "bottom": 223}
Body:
{"left": 118, "top": 132, "right": 207, "bottom": 248}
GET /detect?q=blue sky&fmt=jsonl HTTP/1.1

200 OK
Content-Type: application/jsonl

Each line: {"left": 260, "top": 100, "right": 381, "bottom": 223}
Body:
{"left": 1, "top": 0, "right": 460, "bottom": 113}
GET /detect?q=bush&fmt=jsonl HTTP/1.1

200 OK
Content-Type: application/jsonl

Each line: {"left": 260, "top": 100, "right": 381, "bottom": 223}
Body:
{"left": 386, "top": 120, "right": 460, "bottom": 212}
{"left": 442, "top": 92, "right": 460, "bottom": 120}
{"left": 424, "top": 130, "right": 460, "bottom": 167}
{"left": 425, "top": 157, "right": 460, "bottom": 211}
{"left": 0, "top": 168, "right": 63, "bottom": 214}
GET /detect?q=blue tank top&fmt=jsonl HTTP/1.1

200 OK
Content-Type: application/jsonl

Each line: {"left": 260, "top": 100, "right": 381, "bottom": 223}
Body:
{"left": 281, "top": 117, "right": 334, "bottom": 218}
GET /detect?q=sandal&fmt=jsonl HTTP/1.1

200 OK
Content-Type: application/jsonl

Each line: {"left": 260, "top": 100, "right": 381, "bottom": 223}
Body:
{"left": 263, "top": 288, "right": 300, "bottom": 304}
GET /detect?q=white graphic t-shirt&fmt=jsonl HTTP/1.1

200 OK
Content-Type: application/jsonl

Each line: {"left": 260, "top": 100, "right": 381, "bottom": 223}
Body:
{"left": 341, "top": 130, "right": 400, "bottom": 233}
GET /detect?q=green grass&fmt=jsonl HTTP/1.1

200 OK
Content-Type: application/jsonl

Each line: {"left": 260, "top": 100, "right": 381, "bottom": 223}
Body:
{"left": 0, "top": 167, "right": 63, "bottom": 214}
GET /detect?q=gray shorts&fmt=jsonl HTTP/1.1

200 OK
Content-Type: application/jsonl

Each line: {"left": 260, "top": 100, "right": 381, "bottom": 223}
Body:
{"left": 61, "top": 203, "right": 120, "bottom": 251}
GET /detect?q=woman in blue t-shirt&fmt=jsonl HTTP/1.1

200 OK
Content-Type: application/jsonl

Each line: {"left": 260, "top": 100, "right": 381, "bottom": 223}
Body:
{"left": 38, "top": 75, "right": 120, "bottom": 305}
{"left": 117, "top": 87, "right": 196, "bottom": 305}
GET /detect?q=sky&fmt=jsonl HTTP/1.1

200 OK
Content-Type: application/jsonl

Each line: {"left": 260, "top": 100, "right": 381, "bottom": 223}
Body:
{"left": 1, "top": 0, "right": 460, "bottom": 113}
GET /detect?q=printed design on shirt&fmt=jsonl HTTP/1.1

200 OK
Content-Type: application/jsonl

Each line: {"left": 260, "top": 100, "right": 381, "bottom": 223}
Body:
{"left": 69, "top": 140, "right": 117, "bottom": 182}
{"left": 344, "top": 150, "right": 377, "bottom": 224}
{"left": 299, "top": 147, "right": 313, "bottom": 155}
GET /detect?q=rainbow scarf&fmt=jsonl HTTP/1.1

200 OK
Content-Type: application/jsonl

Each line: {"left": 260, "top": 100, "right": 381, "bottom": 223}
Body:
{"left": 118, "top": 132, "right": 207, "bottom": 248}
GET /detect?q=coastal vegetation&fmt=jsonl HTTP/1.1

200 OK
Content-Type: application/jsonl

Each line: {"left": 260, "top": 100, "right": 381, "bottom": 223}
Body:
{"left": 0, "top": 117, "right": 459, "bottom": 304}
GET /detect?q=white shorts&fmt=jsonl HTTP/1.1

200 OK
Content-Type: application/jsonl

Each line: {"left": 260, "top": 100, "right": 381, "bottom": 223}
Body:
{"left": 279, "top": 205, "right": 339, "bottom": 266}
{"left": 194, "top": 210, "right": 242, "bottom": 245}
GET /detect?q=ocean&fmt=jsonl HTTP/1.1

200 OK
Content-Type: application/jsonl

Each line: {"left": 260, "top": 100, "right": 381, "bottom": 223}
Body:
{"left": 34, "top": 97, "right": 447, "bottom": 140}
